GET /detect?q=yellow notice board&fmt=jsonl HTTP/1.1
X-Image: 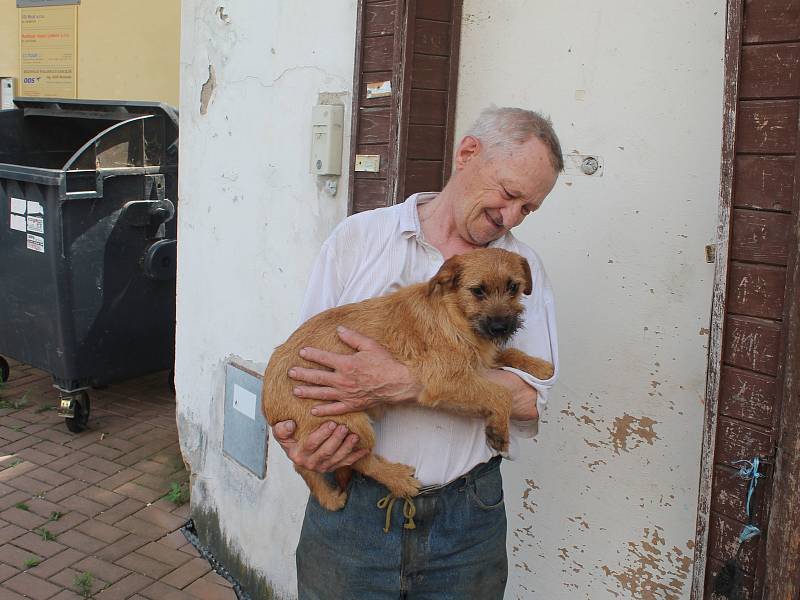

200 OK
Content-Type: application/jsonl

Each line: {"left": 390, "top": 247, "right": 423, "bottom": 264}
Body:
{"left": 19, "top": 6, "right": 78, "bottom": 98}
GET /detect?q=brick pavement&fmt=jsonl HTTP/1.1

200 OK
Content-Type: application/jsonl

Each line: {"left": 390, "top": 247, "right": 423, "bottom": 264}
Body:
{"left": 0, "top": 358, "right": 235, "bottom": 600}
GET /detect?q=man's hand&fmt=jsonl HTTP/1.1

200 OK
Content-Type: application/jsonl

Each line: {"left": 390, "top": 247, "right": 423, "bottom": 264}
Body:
{"left": 485, "top": 369, "right": 539, "bottom": 421}
{"left": 272, "top": 420, "right": 370, "bottom": 473}
{"left": 289, "top": 326, "right": 422, "bottom": 417}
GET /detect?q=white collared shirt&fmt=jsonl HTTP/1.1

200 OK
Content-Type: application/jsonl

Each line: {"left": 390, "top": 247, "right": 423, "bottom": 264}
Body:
{"left": 298, "top": 193, "right": 559, "bottom": 486}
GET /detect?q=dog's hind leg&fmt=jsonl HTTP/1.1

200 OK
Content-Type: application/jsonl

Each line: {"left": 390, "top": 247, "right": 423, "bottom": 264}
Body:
{"left": 296, "top": 466, "right": 348, "bottom": 511}
{"left": 495, "top": 348, "right": 554, "bottom": 380}
{"left": 354, "top": 455, "right": 420, "bottom": 498}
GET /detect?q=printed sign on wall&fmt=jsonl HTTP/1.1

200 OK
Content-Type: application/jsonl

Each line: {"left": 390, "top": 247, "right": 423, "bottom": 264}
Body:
{"left": 19, "top": 5, "right": 78, "bottom": 98}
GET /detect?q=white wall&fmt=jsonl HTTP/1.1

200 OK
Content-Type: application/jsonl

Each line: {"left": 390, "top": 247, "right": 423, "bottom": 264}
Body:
{"left": 177, "top": 1, "right": 726, "bottom": 598}
{"left": 177, "top": 1, "right": 356, "bottom": 596}
{"left": 456, "top": 1, "right": 725, "bottom": 598}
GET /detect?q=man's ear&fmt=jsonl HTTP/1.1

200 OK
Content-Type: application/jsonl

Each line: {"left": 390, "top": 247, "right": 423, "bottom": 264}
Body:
{"left": 428, "top": 255, "right": 464, "bottom": 296}
{"left": 520, "top": 256, "right": 533, "bottom": 295}
{"left": 454, "top": 135, "right": 481, "bottom": 171}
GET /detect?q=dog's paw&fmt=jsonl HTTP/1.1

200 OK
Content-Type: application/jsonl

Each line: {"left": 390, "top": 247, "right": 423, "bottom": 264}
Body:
{"left": 386, "top": 464, "right": 422, "bottom": 498}
{"left": 317, "top": 489, "right": 348, "bottom": 511}
{"left": 485, "top": 424, "right": 509, "bottom": 453}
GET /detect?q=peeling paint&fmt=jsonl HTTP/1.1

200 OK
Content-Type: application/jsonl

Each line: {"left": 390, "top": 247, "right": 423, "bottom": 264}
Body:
{"left": 200, "top": 64, "right": 217, "bottom": 115}
{"left": 600, "top": 528, "right": 693, "bottom": 599}
{"left": 609, "top": 414, "right": 660, "bottom": 454}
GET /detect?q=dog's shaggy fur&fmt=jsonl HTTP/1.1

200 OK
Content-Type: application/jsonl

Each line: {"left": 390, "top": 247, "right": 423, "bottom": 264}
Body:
{"left": 262, "top": 248, "right": 554, "bottom": 510}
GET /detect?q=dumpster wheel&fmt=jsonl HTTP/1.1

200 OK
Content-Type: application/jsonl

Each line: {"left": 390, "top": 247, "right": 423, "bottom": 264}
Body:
{"left": 64, "top": 391, "right": 91, "bottom": 433}
{"left": 0, "top": 356, "right": 8, "bottom": 383}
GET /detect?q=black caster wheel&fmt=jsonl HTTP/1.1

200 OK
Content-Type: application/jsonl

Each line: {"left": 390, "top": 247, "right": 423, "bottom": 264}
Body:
{"left": 64, "top": 391, "right": 90, "bottom": 433}
{"left": 0, "top": 356, "right": 8, "bottom": 383}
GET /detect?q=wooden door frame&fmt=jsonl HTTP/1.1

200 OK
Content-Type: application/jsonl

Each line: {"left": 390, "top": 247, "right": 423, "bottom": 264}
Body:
{"left": 691, "top": 0, "right": 743, "bottom": 596}
{"left": 693, "top": 0, "right": 800, "bottom": 597}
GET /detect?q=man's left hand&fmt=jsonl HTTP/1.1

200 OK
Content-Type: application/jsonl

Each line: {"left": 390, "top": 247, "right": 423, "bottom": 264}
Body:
{"left": 289, "top": 326, "right": 422, "bottom": 416}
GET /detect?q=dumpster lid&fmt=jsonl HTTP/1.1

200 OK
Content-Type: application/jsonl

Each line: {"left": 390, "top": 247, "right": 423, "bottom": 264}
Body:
{"left": 13, "top": 98, "right": 178, "bottom": 135}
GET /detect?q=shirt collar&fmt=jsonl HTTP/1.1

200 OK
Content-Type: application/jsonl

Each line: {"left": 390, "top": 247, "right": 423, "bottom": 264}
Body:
{"left": 400, "top": 192, "right": 438, "bottom": 239}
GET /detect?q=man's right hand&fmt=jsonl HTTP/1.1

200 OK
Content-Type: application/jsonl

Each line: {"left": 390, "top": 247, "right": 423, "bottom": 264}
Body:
{"left": 272, "top": 420, "right": 370, "bottom": 473}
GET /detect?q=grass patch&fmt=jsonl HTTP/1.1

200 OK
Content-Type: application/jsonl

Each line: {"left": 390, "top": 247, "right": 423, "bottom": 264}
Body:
{"left": 49, "top": 511, "right": 62, "bottom": 522}
{"left": 0, "top": 394, "right": 28, "bottom": 410}
{"left": 34, "top": 527, "right": 57, "bottom": 542}
{"left": 74, "top": 571, "right": 94, "bottom": 598}
{"left": 14, "top": 502, "right": 29, "bottom": 511}
{"left": 24, "top": 557, "right": 40, "bottom": 568}
{"left": 164, "top": 481, "right": 190, "bottom": 506}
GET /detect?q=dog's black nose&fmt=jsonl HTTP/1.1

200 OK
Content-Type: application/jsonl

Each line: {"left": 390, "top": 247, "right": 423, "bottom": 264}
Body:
{"left": 486, "top": 317, "right": 512, "bottom": 337}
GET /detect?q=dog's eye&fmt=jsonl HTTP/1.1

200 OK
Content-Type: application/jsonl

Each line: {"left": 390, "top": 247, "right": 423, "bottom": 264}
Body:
{"left": 470, "top": 286, "right": 487, "bottom": 299}
{"left": 508, "top": 281, "right": 519, "bottom": 294}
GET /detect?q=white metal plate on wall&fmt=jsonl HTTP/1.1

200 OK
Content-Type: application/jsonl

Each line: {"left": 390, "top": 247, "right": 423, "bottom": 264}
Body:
{"left": 223, "top": 363, "right": 268, "bottom": 478}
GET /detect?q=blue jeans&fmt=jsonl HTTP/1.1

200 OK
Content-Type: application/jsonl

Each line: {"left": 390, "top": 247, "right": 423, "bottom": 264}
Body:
{"left": 296, "top": 456, "right": 507, "bottom": 599}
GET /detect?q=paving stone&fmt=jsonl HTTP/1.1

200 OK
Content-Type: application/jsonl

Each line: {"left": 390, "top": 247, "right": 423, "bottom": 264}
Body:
{"left": 184, "top": 576, "right": 237, "bottom": 600}
{"left": 4, "top": 571, "right": 63, "bottom": 600}
{"left": 10, "top": 532, "right": 65, "bottom": 558}
{"left": 160, "top": 556, "right": 212, "bottom": 589}
{"left": 27, "top": 548, "right": 85, "bottom": 579}
{"left": 3, "top": 475, "right": 53, "bottom": 495}
{"left": 0, "top": 543, "right": 35, "bottom": 568}
{"left": 95, "top": 572, "right": 154, "bottom": 600}
{"left": 0, "top": 524, "right": 26, "bottom": 545}
{"left": 133, "top": 506, "right": 185, "bottom": 532}
{"left": 140, "top": 580, "right": 197, "bottom": 600}
{"left": 45, "top": 480, "right": 88, "bottom": 504}
{"left": 49, "top": 567, "right": 109, "bottom": 596}
{"left": 0, "top": 507, "right": 47, "bottom": 530}
{"left": 116, "top": 551, "right": 174, "bottom": 579}
{"left": 55, "top": 530, "right": 107, "bottom": 555}
{"left": 59, "top": 495, "right": 106, "bottom": 518}
{"left": 31, "top": 441, "right": 72, "bottom": 459}
{"left": 61, "top": 464, "right": 106, "bottom": 485}
{"left": 97, "top": 468, "right": 142, "bottom": 492}
{"left": 26, "top": 467, "right": 71, "bottom": 488}
{"left": 136, "top": 541, "right": 191, "bottom": 569}
{"left": 114, "top": 483, "right": 163, "bottom": 504}
{"left": 71, "top": 555, "right": 130, "bottom": 584}
{"left": 73, "top": 519, "right": 127, "bottom": 544}
{"left": 76, "top": 485, "right": 124, "bottom": 508}
{"left": 95, "top": 533, "right": 148, "bottom": 563}
{"left": 45, "top": 512, "right": 88, "bottom": 536}
{"left": 79, "top": 456, "right": 120, "bottom": 477}
{"left": 0, "top": 562, "right": 19, "bottom": 583}
{"left": 95, "top": 498, "right": 145, "bottom": 526}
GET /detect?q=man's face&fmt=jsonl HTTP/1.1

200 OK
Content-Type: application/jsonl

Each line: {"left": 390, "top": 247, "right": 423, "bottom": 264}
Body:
{"left": 452, "top": 136, "right": 559, "bottom": 246}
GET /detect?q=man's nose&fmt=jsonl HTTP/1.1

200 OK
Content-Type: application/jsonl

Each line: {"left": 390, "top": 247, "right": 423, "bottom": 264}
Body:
{"left": 501, "top": 204, "right": 524, "bottom": 227}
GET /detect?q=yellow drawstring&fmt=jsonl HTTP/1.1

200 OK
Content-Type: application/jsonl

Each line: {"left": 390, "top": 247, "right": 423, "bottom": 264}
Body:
{"left": 376, "top": 493, "right": 417, "bottom": 533}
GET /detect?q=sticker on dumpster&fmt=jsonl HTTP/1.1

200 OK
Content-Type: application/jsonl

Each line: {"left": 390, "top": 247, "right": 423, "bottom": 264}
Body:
{"left": 10, "top": 214, "right": 26, "bottom": 232}
{"left": 26, "top": 216, "right": 44, "bottom": 234}
{"left": 26, "top": 234, "right": 44, "bottom": 253}
{"left": 26, "top": 201, "right": 43, "bottom": 215}
{"left": 10, "top": 197, "right": 26, "bottom": 214}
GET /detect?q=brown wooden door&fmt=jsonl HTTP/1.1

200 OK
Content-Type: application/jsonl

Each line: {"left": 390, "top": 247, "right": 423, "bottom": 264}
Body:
{"left": 347, "top": 0, "right": 462, "bottom": 214}
{"left": 693, "top": 1, "right": 800, "bottom": 598}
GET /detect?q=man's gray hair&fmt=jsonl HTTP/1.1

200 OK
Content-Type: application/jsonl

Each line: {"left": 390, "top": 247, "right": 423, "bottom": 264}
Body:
{"left": 465, "top": 106, "right": 564, "bottom": 172}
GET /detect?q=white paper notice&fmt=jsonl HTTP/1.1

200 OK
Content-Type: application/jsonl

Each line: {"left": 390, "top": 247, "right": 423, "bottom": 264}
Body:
{"left": 10, "top": 197, "right": 26, "bottom": 214}
{"left": 26, "top": 234, "right": 45, "bottom": 253}
{"left": 27, "top": 201, "right": 44, "bottom": 215}
{"left": 232, "top": 383, "right": 257, "bottom": 420}
{"left": 10, "top": 214, "right": 26, "bottom": 232}
{"left": 27, "top": 215, "right": 44, "bottom": 234}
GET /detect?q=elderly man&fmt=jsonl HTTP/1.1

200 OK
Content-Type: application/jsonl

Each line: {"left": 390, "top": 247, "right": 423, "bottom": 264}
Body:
{"left": 273, "top": 107, "right": 562, "bottom": 599}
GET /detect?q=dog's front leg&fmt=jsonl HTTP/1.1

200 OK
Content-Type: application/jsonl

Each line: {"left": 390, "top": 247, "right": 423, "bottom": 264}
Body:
{"left": 495, "top": 348, "right": 554, "bottom": 380}
{"left": 417, "top": 373, "right": 512, "bottom": 452}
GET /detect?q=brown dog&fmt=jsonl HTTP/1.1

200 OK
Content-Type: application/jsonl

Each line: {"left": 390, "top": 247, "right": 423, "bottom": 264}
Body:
{"left": 261, "top": 247, "right": 554, "bottom": 510}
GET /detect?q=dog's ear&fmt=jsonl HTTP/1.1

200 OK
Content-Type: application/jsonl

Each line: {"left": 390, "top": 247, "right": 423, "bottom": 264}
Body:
{"left": 428, "top": 255, "right": 463, "bottom": 296}
{"left": 519, "top": 256, "right": 533, "bottom": 295}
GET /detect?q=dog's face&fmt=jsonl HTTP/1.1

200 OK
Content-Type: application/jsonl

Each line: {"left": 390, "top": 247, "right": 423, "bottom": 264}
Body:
{"left": 428, "top": 248, "right": 533, "bottom": 345}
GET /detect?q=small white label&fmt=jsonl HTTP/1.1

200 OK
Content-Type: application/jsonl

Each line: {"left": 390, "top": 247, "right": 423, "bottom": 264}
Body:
{"left": 10, "top": 197, "right": 26, "bottom": 214}
{"left": 26, "top": 201, "right": 44, "bottom": 215}
{"left": 366, "top": 80, "right": 392, "bottom": 99}
{"left": 232, "top": 383, "right": 257, "bottom": 420}
{"left": 355, "top": 154, "right": 381, "bottom": 172}
{"left": 26, "top": 233, "right": 44, "bottom": 253}
{"left": 10, "top": 214, "right": 26, "bottom": 232}
{"left": 27, "top": 215, "right": 44, "bottom": 234}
